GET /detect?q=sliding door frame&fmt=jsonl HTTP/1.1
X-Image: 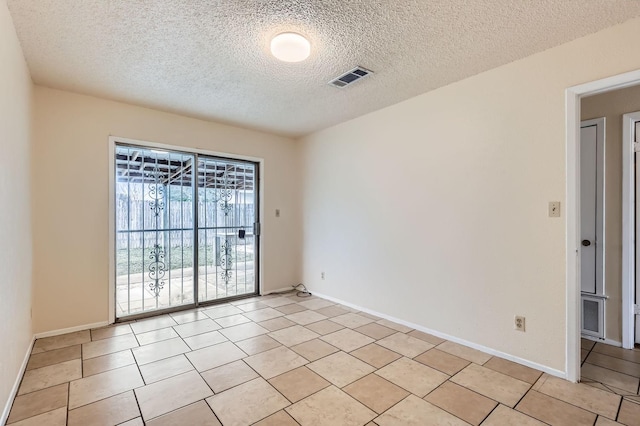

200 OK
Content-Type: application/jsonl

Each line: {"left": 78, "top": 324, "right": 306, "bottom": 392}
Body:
{"left": 108, "top": 136, "right": 262, "bottom": 323}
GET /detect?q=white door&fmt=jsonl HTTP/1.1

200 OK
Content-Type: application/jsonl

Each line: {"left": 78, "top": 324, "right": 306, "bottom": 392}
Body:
{"left": 580, "top": 119, "right": 605, "bottom": 339}
{"left": 636, "top": 121, "right": 640, "bottom": 344}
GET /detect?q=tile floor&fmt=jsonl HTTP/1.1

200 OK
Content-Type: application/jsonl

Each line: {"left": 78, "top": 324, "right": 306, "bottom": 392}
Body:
{"left": 7, "top": 293, "right": 640, "bottom": 425}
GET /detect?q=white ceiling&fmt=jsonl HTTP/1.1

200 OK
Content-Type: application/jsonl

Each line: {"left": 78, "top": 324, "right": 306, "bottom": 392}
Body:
{"left": 7, "top": 1, "right": 640, "bottom": 137}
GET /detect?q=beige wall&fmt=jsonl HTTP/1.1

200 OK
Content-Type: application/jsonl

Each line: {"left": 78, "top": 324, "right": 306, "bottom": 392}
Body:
{"left": 32, "top": 87, "right": 301, "bottom": 333}
{"left": 581, "top": 84, "right": 640, "bottom": 343}
{"left": 299, "top": 17, "right": 640, "bottom": 372}
{"left": 0, "top": 0, "right": 33, "bottom": 418}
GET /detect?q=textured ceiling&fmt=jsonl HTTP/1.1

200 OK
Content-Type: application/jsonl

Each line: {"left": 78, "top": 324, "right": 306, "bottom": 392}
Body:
{"left": 7, "top": 1, "right": 640, "bottom": 137}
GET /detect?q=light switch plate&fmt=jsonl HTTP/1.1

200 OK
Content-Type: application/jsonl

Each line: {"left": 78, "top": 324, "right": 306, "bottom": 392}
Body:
{"left": 548, "top": 201, "right": 561, "bottom": 218}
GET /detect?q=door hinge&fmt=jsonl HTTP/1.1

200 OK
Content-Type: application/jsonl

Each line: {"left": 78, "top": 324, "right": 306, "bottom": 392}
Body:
{"left": 254, "top": 222, "right": 261, "bottom": 236}
{"left": 634, "top": 304, "right": 640, "bottom": 315}
{"left": 634, "top": 142, "right": 640, "bottom": 152}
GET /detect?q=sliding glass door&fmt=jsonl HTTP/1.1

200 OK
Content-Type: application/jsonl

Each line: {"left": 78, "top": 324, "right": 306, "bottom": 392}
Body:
{"left": 114, "top": 143, "right": 259, "bottom": 320}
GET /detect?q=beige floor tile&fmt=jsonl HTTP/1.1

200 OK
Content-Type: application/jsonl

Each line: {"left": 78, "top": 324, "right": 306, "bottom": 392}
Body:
{"left": 201, "top": 359, "right": 259, "bottom": 393}
{"left": 587, "top": 351, "right": 640, "bottom": 377}
{"left": 219, "top": 322, "right": 269, "bottom": 342}
{"left": 245, "top": 346, "right": 308, "bottom": 379}
{"left": 351, "top": 343, "right": 402, "bottom": 368}
{"left": 305, "top": 320, "right": 345, "bottom": 335}
{"left": 407, "top": 330, "right": 446, "bottom": 345}
{"left": 136, "top": 370, "right": 213, "bottom": 420}
{"left": 26, "top": 345, "right": 80, "bottom": 370}
{"left": 67, "top": 390, "right": 140, "bottom": 426}
{"left": 330, "top": 313, "right": 374, "bottom": 329}
{"left": 414, "top": 349, "right": 470, "bottom": 375}
{"left": 214, "top": 314, "right": 251, "bottom": 328}
{"left": 308, "top": 351, "right": 375, "bottom": 387}
{"left": 276, "top": 303, "right": 308, "bottom": 315}
{"left": 516, "top": 390, "right": 597, "bottom": 426}
{"left": 286, "top": 386, "right": 376, "bottom": 426}
{"left": 253, "top": 410, "right": 299, "bottom": 426}
{"left": 132, "top": 337, "right": 190, "bottom": 365}
{"left": 135, "top": 327, "right": 179, "bottom": 345}
{"left": 582, "top": 363, "right": 640, "bottom": 393}
{"left": 9, "top": 407, "right": 66, "bottom": 426}
{"left": 243, "top": 307, "right": 285, "bottom": 322}
{"left": 33, "top": 331, "right": 90, "bottom": 352}
{"left": 437, "top": 341, "right": 492, "bottom": 365}
{"left": 146, "top": 401, "right": 221, "bottom": 426}
{"left": 82, "top": 334, "right": 139, "bottom": 359}
{"left": 375, "top": 394, "right": 467, "bottom": 426}
{"left": 356, "top": 311, "right": 381, "bottom": 321}
{"left": 582, "top": 338, "right": 597, "bottom": 351}
{"left": 618, "top": 400, "right": 640, "bottom": 426}
{"left": 320, "top": 328, "right": 374, "bottom": 352}
{"left": 207, "top": 377, "right": 290, "bottom": 425}
{"left": 596, "top": 417, "right": 624, "bottom": 425}
{"left": 297, "top": 299, "right": 335, "bottom": 310}
{"left": 83, "top": 349, "right": 135, "bottom": 377}
{"left": 376, "top": 332, "right": 434, "bottom": 358}
{"left": 451, "top": 364, "right": 529, "bottom": 407}
{"left": 173, "top": 318, "right": 221, "bottom": 338}
{"left": 203, "top": 304, "right": 244, "bottom": 319}
{"left": 130, "top": 315, "right": 177, "bottom": 334}
{"left": 344, "top": 373, "right": 409, "bottom": 414}
{"left": 483, "top": 357, "right": 542, "bottom": 384}
{"left": 186, "top": 341, "right": 247, "bottom": 372}
{"left": 354, "top": 323, "right": 397, "bottom": 340}
{"left": 482, "top": 404, "right": 545, "bottom": 426}
{"left": 259, "top": 317, "right": 297, "bottom": 332}
{"left": 169, "top": 310, "right": 210, "bottom": 325}
{"left": 261, "top": 297, "right": 297, "bottom": 308}
{"left": 592, "top": 343, "right": 640, "bottom": 364}
{"left": 7, "top": 383, "right": 67, "bottom": 424}
{"left": 90, "top": 324, "right": 132, "bottom": 341}
{"left": 425, "top": 381, "right": 497, "bottom": 425}
{"left": 531, "top": 374, "right": 621, "bottom": 418}
{"left": 235, "top": 334, "right": 281, "bottom": 355}
{"left": 18, "top": 359, "right": 82, "bottom": 395}
{"left": 376, "top": 319, "right": 413, "bottom": 333}
{"left": 285, "top": 310, "right": 328, "bottom": 325}
{"left": 68, "top": 364, "right": 144, "bottom": 409}
{"left": 376, "top": 357, "right": 448, "bottom": 397}
{"left": 139, "top": 354, "right": 194, "bottom": 384}
{"left": 119, "top": 418, "right": 144, "bottom": 426}
{"left": 269, "top": 366, "right": 330, "bottom": 403}
{"left": 183, "top": 330, "right": 227, "bottom": 350}
{"left": 291, "top": 338, "right": 339, "bottom": 361}
{"left": 269, "top": 325, "right": 320, "bottom": 347}
{"left": 315, "top": 305, "right": 351, "bottom": 318}
{"left": 235, "top": 301, "right": 268, "bottom": 312}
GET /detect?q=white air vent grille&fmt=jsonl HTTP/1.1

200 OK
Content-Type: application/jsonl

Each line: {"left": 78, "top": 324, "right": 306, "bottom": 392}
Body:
{"left": 581, "top": 295, "right": 604, "bottom": 339}
{"left": 329, "top": 66, "right": 373, "bottom": 88}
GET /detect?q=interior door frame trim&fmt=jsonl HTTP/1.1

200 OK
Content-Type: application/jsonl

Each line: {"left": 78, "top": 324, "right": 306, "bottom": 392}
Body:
{"left": 108, "top": 136, "right": 263, "bottom": 324}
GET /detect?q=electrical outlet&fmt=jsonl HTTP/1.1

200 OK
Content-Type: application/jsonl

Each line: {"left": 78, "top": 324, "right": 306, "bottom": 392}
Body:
{"left": 548, "top": 201, "right": 561, "bottom": 217}
{"left": 321, "top": 272, "right": 325, "bottom": 280}
{"left": 514, "top": 316, "right": 526, "bottom": 332}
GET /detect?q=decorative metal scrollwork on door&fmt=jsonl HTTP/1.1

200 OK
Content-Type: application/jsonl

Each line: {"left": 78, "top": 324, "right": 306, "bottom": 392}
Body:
{"left": 148, "top": 244, "right": 166, "bottom": 297}
{"left": 219, "top": 239, "right": 233, "bottom": 283}
{"left": 147, "top": 167, "right": 165, "bottom": 217}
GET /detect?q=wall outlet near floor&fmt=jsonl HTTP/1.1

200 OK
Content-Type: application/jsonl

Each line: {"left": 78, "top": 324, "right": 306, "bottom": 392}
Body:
{"left": 514, "top": 316, "right": 526, "bottom": 332}
{"left": 548, "top": 201, "right": 561, "bottom": 217}
{"left": 321, "top": 272, "right": 325, "bottom": 280}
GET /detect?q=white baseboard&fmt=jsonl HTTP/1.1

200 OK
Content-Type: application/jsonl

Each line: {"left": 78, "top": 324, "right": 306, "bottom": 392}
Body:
{"left": 1, "top": 335, "right": 35, "bottom": 425}
{"left": 311, "top": 291, "right": 566, "bottom": 380}
{"left": 581, "top": 334, "right": 622, "bottom": 347}
{"left": 34, "top": 321, "right": 109, "bottom": 339}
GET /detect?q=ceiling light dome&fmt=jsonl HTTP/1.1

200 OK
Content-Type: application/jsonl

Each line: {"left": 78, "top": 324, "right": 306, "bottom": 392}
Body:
{"left": 270, "top": 32, "right": 310, "bottom": 62}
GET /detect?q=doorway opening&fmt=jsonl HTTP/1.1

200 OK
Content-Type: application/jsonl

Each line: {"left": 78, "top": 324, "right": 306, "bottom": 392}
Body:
{"left": 112, "top": 141, "right": 260, "bottom": 321}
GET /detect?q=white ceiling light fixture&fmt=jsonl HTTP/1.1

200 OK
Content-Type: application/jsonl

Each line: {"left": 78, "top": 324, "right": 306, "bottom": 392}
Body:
{"left": 270, "top": 32, "right": 310, "bottom": 63}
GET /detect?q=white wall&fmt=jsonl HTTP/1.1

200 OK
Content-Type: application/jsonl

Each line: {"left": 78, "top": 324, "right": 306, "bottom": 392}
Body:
{"left": 581, "top": 84, "right": 640, "bottom": 344}
{"left": 300, "top": 17, "right": 640, "bottom": 372}
{"left": 32, "top": 87, "right": 301, "bottom": 333}
{"left": 0, "top": 0, "right": 33, "bottom": 419}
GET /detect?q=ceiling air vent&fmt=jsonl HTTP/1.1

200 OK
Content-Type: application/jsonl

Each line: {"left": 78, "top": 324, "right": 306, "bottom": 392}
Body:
{"left": 329, "top": 66, "right": 373, "bottom": 88}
